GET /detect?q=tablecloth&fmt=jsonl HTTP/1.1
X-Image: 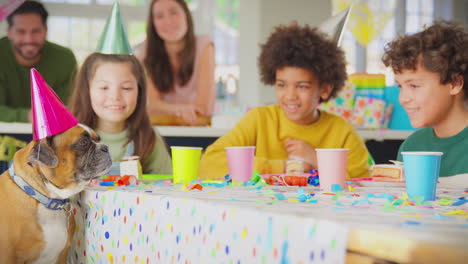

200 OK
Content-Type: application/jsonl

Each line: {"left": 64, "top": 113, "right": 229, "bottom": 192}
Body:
{"left": 68, "top": 184, "right": 468, "bottom": 264}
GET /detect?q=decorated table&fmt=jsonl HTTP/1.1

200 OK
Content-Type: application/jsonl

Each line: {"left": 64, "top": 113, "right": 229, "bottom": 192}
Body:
{"left": 68, "top": 183, "right": 468, "bottom": 264}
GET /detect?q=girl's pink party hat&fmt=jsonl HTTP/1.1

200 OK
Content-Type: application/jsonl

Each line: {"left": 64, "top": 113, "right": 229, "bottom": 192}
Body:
{"left": 30, "top": 68, "right": 78, "bottom": 140}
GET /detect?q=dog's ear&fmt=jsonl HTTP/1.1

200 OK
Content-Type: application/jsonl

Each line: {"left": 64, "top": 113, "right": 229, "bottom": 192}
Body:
{"left": 27, "top": 138, "right": 58, "bottom": 168}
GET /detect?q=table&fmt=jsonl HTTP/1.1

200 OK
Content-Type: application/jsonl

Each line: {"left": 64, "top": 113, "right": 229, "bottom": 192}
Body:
{"left": 67, "top": 184, "right": 468, "bottom": 264}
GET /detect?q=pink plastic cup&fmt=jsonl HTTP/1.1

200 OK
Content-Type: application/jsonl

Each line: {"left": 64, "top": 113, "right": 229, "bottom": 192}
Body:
{"left": 316, "top": 148, "right": 349, "bottom": 191}
{"left": 225, "top": 146, "right": 256, "bottom": 182}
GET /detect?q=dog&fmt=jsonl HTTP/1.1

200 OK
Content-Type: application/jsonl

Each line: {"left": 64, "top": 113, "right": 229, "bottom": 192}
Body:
{"left": 0, "top": 124, "right": 112, "bottom": 264}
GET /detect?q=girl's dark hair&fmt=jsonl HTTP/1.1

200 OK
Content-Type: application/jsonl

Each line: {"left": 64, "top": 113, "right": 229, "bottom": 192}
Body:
{"left": 258, "top": 22, "right": 348, "bottom": 102}
{"left": 382, "top": 20, "right": 468, "bottom": 98}
{"left": 144, "top": 0, "right": 196, "bottom": 93}
{"left": 69, "top": 53, "right": 156, "bottom": 168}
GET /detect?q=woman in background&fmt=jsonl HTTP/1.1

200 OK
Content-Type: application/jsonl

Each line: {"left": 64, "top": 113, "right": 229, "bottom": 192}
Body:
{"left": 134, "top": 0, "right": 215, "bottom": 126}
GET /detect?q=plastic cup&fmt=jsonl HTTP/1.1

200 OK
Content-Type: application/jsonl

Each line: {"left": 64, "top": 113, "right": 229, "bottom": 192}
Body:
{"left": 225, "top": 146, "right": 256, "bottom": 182}
{"left": 316, "top": 148, "right": 349, "bottom": 191}
{"left": 401, "top": 151, "right": 443, "bottom": 201}
{"left": 171, "top": 146, "right": 202, "bottom": 185}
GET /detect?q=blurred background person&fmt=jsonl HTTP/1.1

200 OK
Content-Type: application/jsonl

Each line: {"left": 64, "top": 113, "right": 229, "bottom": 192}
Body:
{"left": 134, "top": 0, "right": 215, "bottom": 126}
{"left": 0, "top": 0, "right": 77, "bottom": 122}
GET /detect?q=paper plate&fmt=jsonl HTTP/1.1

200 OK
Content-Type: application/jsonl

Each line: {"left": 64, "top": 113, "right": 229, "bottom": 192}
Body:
{"left": 140, "top": 174, "right": 173, "bottom": 183}
{"left": 349, "top": 177, "right": 405, "bottom": 188}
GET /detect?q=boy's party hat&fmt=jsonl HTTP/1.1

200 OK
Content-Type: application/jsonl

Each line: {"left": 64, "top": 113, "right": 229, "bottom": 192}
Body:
{"left": 30, "top": 68, "right": 78, "bottom": 140}
{"left": 317, "top": 6, "right": 351, "bottom": 46}
{"left": 96, "top": 1, "right": 132, "bottom": 55}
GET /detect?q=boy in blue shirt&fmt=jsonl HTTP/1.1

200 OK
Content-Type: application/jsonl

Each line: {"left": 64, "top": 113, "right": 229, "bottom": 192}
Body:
{"left": 382, "top": 21, "right": 468, "bottom": 182}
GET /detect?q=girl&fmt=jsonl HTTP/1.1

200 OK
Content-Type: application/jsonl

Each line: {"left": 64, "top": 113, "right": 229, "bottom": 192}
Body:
{"left": 69, "top": 53, "right": 172, "bottom": 174}
{"left": 134, "top": 0, "right": 215, "bottom": 126}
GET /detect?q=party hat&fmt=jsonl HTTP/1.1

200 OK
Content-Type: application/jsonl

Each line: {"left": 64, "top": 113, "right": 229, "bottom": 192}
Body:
{"left": 96, "top": 1, "right": 132, "bottom": 55}
{"left": 318, "top": 6, "right": 351, "bottom": 46}
{"left": 0, "top": 0, "right": 24, "bottom": 22}
{"left": 30, "top": 68, "right": 78, "bottom": 140}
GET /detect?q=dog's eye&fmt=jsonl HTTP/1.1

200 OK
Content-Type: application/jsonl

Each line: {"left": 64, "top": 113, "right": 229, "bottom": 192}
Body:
{"left": 80, "top": 137, "right": 90, "bottom": 146}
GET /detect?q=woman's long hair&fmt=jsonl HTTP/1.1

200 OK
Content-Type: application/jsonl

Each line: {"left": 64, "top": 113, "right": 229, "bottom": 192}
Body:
{"left": 144, "top": 0, "right": 196, "bottom": 93}
{"left": 69, "top": 53, "right": 157, "bottom": 169}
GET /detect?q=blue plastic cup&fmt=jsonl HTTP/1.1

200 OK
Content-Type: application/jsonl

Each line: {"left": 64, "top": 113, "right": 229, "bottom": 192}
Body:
{"left": 401, "top": 151, "right": 443, "bottom": 201}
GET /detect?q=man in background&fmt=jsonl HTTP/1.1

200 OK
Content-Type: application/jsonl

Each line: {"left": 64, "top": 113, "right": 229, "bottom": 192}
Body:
{"left": 0, "top": 0, "right": 77, "bottom": 122}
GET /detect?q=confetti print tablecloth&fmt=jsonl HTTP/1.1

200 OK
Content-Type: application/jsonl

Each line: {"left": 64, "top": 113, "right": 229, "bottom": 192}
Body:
{"left": 68, "top": 185, "right": 468, "bottom": 264}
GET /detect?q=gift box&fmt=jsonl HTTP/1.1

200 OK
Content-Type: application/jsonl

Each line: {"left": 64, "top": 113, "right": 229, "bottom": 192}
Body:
{"left": 350, "top": 73, "right": 386, "bottom": 100}
{"left": 382, "top": 103, "right": 394, "bottom": 129}
{"left": 384, "top": 85, "right": 416, "bottom": 130}
{"left": 354, "top": 88, "right": 385, "bottom": 99}
{"left": 352, "top": 96, "right": 393, "bottom": 128}
{"left": 319, "top": 81, "right": 355, "bottom": 122}
{"left": 349, "top": 73, "right": 386, "bottom": 87}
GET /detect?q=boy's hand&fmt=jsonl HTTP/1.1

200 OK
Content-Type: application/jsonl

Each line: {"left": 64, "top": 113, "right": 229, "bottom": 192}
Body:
{"left": 284, "top": 138, "right": 317, "bottom": 170}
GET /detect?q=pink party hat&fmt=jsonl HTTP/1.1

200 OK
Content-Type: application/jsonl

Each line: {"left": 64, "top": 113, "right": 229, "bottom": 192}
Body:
{"left": 30, "top": 68, "right": 78, "bottom": 140}
{"left": 0, "top": 0, "right": 24, "bottom": 22}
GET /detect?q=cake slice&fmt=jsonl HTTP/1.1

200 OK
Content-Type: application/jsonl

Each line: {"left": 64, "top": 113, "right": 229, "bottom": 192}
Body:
{"left": 370, "top": 163, "right": 404, "bottom": 181}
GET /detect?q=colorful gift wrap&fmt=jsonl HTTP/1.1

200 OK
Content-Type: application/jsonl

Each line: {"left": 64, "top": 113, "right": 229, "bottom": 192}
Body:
{"left": 352, "top": 96, "right": 391, "bottom": 128}
{"left": 354, "top": 88, "right": 385, "bottom": 99}
{"left": 319, "top": 81, "right": 355, "bottom": 122}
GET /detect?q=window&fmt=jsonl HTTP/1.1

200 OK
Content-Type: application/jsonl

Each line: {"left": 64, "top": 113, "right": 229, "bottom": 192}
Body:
{"left": 335, "top": 0, "right": 436, "bottom": 84}
{"left": 42, "top": 0, "right": 148, "bottom": 63}
{"left": 406, "top": 0, "right": 434, "bottom": 34}
{"left": 1, "top": 0, "right": 237, "bottom": 69}
{"left": 1, "top": 0, "right": 240, "bottom": 98}
{"left": 213, "top": 0, "right": 239, "bottom": 99}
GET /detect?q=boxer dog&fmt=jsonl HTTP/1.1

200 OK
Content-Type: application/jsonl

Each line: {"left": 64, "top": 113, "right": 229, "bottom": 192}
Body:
{"left": 0, "top": 124, "right": 112, "bottom": 264}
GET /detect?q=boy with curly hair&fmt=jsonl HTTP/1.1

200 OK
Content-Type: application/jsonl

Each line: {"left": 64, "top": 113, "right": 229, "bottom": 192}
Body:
{"left": 382, "top": 21, "right": 468, "bottom": 178}
{"left": 199, "top": 22, "right": 370, "bottom": 179}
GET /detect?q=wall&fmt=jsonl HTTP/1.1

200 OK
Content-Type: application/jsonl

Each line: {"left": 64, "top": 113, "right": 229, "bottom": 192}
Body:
{"left": 453, "top": 0, "right": 468, "bottom": 25}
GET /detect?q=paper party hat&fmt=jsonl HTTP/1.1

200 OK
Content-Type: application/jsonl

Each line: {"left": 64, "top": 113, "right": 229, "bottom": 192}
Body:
{"left": 96, "top": 1, "right": 132, "bottom": 55}
{"left": 0, "top": 0, "right": 25, "bottom": 22}
{"left": 318, "top": 6, "right": 351, "bottom": 46}
{"left": 30, "top": 68, "right": 78, "bottom": 140}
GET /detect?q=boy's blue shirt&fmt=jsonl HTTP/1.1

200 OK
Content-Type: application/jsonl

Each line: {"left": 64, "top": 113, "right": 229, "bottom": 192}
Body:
{"left": 397, "top": 126, "right": 468, "bottom": 177}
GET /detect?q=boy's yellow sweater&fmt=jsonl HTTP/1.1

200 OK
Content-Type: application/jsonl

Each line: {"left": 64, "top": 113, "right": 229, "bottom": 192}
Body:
{"left": 199, "top": 105, "right": 370, "bottom": 179}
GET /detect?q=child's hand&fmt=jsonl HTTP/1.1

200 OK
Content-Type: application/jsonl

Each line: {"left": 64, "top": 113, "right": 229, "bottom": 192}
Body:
{"left": 284, "top": 138, "right": 317, "bottom": 170}
{"left": 174, "top": 104, "right": 204, "bottom": 126}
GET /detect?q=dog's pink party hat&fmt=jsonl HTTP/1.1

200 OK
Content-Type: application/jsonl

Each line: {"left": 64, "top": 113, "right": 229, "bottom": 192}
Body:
{"left": 30, "top": 68, "right": 78, "bottom": 140}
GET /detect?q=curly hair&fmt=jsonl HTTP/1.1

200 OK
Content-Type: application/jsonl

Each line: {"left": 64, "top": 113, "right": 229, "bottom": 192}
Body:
{"left": 258, "top": 22, "right": 347, "bottom": 102}
{"left": 382, "top": 20, "right": 468, "bottom": 98}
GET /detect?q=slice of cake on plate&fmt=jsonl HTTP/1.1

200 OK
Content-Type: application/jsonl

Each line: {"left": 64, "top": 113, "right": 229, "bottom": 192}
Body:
{"left": 370, "top": 160, "right": 404, "bottom": 181}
